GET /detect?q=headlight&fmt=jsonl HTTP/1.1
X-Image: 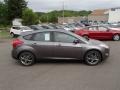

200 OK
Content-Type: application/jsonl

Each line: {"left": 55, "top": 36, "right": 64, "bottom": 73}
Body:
{"left": 100, "top": 44, "right": 109, "bottom": 49}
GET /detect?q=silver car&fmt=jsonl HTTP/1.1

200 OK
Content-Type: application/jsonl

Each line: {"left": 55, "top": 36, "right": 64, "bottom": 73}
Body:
{"left": 12, "top": 29, "right": 110, "bottom": 66}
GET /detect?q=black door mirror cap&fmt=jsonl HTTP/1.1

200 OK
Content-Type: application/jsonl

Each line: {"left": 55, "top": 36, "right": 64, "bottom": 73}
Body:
{"left": 73, "top": 39, "right": 80, "bottom": 44}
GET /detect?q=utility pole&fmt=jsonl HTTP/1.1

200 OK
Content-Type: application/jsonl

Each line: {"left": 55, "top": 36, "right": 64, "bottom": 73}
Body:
{"left": 62, "top": 2, "right": 65, "bottom": 24}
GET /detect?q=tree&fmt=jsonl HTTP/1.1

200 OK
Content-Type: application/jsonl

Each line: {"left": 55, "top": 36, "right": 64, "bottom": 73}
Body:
{"left": 0, "top": 1, "right": 9, "bottom": 25}
{"left": 39, "top": 10, "right": 92, "bottom": 23}
{"left": 4, "top": 0, "right": 27, "bottom": 21}
{"left": 22, "top": 8, "right": 39, "bottom": 25}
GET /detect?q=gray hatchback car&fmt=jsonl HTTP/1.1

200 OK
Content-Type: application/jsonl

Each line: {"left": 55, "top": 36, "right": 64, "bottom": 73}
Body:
{"left": 12, "top": 29, "right": 110, "bottom": 66}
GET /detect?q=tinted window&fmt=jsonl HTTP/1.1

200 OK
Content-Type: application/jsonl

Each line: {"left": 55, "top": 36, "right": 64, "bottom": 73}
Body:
{"left": 12, "top": 27, "right": 20, "bottom": 30}
{"left": 54, "top": 32, "right": 77, "bottom": 43}
{"left": 33, "top": 32, "right": 51, "bottom": 42}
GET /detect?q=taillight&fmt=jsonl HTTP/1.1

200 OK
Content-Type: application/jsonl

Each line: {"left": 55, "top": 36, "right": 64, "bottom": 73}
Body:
{"left": 12, "top": 39, "right": 24, "bottom": 48}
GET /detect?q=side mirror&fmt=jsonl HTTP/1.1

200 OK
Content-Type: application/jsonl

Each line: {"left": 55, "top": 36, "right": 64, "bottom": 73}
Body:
{"left": 73, "top": 39, "right": 80, "bottom": 44}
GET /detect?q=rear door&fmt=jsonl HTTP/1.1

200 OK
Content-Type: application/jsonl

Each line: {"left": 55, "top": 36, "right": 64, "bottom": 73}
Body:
{"left": 98, "top": 26, "right": 113, "bottom": 40}
{"left": 30, "top": 31, "right": 54, "bottom": 58}
{"left": 88, "top": 26, "right": 101, "bottom": 39}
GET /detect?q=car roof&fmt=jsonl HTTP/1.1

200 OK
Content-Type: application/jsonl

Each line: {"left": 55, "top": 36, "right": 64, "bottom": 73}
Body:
{"left": 20, "top": 29, "right": 67, "bottom": 36}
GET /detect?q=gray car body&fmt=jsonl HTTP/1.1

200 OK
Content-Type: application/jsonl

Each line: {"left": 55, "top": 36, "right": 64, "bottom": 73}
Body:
{"left": 12, "top": 29, "right": 110, "bottom": 61}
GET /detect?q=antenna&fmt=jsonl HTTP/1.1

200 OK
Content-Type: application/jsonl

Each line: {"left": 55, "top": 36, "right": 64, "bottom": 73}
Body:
{"left": 62, "top": 1, "right": 65, "bottom": 24}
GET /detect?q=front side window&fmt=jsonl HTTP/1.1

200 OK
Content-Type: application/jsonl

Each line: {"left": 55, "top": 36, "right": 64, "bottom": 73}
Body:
{"left": 98, "top": 27, "right": 108, "bottom": 31}
{"left": 54, "top": 32, "right": 77, "bottom": 43}
{"left": 89, "top": 27, "right": 98, "bottom": 31}
{"left": 33, "top": 32, "right": 51, "bottom": 42}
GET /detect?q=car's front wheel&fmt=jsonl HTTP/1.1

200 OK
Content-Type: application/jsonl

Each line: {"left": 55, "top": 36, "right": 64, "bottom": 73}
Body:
{"left": 18, "top": 52, "right": 35, "bottom": 66}
{"left": 113, "top": 34, "right": 120, "bottom": 41}
{"left": 84, "top": 50, "right": 102, "bottom": 66}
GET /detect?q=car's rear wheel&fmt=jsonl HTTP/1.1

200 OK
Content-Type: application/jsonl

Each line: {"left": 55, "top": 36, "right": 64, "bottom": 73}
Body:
{"left": 113, "top": 34, "right": 120, "bottom": 41}
{"left": 84, "top": 50, "right": 102, "bottom": 66}
{"left": 18, "top": 52, "right": 35, "bottom": 66}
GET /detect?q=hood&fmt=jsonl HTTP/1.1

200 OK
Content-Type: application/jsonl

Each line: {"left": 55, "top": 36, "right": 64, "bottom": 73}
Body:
{"left": 88, "top": 39, "right": 104, "bottom": 45}
{"left": 88, "top": 39, "right": 109, "bottom": 48}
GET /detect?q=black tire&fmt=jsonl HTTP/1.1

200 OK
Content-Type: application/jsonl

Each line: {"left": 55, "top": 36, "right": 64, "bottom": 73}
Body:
{"left": 83, "top": 35, "right": 89, "bottom": 40}
{"left": 113, "top": 34, "right": 120, "bottom": 41}
{"left": 18, "top": 52, "right": 35, "bottom": 66}
{"left": 84, "top": 50, "right": 102, "bottom": 66}
{"left": 10, "top": 33, "right": 15, "bottom": 38}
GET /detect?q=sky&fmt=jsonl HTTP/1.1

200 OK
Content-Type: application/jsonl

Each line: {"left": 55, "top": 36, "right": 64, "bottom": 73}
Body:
{"left": 18, "top": 0, "right": 120, "bottom": 12}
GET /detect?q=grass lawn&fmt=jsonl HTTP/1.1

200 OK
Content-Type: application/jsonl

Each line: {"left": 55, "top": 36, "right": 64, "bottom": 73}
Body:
{"left": 0, "top": 30, "right": 11, "bottom": 39}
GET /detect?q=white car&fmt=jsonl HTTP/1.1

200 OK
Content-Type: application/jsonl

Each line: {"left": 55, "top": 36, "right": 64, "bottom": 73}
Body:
{"left": 10, "top": 26, "right": 33, "bottom": 37}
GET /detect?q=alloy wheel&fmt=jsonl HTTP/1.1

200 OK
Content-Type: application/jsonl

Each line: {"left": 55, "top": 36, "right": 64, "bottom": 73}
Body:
{"left": 85, "top": 51, "right": 102, "bottom": 66}
{"left": 19, "top": 52, "right": 35, "bottom": 66}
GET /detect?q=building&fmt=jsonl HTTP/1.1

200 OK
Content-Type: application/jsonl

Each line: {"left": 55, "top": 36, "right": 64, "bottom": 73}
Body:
{"left": 58, "top": 7, "right": 120, "bottom": 24}
{"left": 107, "top": 7, "right": 120, "bottom": 23}
{"left": 88, "top": 9, "right": 108, "bottom": 24}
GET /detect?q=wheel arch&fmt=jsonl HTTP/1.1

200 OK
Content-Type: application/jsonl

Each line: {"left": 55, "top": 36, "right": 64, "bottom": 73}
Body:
{"left": 17, "top": 50, "right": 36, "bottom": 60}
{"left": 83, "top": 49, "right": 103, "bottom": 61}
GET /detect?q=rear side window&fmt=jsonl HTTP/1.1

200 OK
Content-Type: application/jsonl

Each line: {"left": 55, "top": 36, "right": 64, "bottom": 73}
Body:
{"left": 32, "top": 32, "right": 51, "bottom": 42}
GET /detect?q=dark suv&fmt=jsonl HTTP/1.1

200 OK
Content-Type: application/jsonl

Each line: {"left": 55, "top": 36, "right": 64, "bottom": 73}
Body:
{"left": 12, "top": 29, "right": 110, "bottom": 66}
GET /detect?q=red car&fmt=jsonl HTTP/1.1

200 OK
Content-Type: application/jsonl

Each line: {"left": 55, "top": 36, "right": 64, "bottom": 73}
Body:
{"left": 75, "top": 26, "right": 120, "bottom": 41}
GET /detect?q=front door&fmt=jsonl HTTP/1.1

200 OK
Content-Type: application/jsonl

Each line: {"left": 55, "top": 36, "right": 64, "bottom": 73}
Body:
{"left": 53, "top": 32, "right": 83, "bottom": 59}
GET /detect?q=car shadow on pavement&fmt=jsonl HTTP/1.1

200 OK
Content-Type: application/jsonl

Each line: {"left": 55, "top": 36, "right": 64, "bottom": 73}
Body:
{"left": 36, "top": 59, "right": 83, "bottom": 65}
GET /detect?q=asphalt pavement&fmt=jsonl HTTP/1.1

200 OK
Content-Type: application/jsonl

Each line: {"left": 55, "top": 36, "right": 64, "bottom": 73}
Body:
{"left": 0, "top": 39, "right": 120, "bottom": 90}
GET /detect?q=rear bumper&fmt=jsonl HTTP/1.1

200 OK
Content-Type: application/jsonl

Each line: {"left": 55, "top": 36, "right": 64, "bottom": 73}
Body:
{"left": 12, "top": 49, "right": 18, "bottom": 60}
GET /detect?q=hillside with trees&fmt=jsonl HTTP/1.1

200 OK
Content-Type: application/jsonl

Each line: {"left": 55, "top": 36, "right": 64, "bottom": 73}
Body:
{"left": 37, "top": 10, "right": 91, "bottom": 23}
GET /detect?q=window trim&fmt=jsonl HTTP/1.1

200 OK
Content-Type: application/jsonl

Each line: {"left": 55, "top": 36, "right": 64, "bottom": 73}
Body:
{"left": 23, "top": 32, "right": 52, "bottom": 42}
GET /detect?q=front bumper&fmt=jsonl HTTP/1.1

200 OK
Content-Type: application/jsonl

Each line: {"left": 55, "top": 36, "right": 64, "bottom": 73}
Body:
{"left": 102, "top": 48, "right": 110, "bottom": 60}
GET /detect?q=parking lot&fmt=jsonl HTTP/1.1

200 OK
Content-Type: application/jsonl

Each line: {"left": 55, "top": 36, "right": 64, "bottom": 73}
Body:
{"left": 0, "top": 39, "right": 120, "bottom": 90}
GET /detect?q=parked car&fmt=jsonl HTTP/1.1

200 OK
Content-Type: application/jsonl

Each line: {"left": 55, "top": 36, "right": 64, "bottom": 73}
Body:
{"left": 48, "top": 24, "right": 62, "bottom": 29}
{"left": 75, "top": 25, "right": 120, "bottom": 41}
{"left": 61, "top": 24, "right": 75, "bottom": 32}
{"left": 12, "top": 29, "right": 110, "bottom": 66}
{"left": 29, "top": 25, "right": 44, "bottom": 30}
{"left": 10, "top": 26, "right": 33, "bottom": 37}
{"left": 40, "top": 24, "right": 55, "bottom": 29}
